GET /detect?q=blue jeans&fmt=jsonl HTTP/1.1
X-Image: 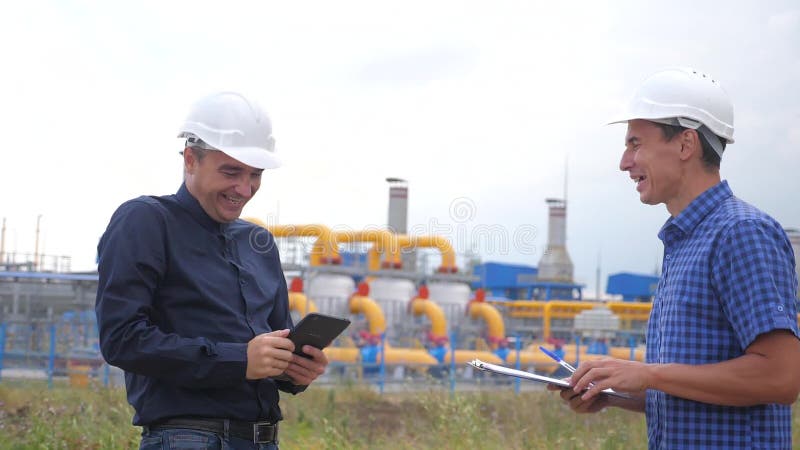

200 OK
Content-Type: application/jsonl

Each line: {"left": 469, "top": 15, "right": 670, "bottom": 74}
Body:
{"left": 140, "top": 427, "right": 279, "bottom": 450}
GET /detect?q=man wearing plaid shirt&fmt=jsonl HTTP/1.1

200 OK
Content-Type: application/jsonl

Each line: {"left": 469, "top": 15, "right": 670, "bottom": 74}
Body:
{"left": 551, "top": 68, "right": 800, "bottom": 449}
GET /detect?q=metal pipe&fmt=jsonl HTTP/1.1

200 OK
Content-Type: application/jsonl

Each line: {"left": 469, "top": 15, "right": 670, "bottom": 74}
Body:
{"left": 0, "top": 217, "right": 6, "bottom": 264}
{"left": 629, "top": 336, "right": 636, "bottom": 361}
{"left": 349, "top": 295, "right": 386, "bottom": 335}
{"left": 514, "top": 332, "right": 521, "bottom": 394}
{"left": 48, "top": 322, "right": 56, "bottom": 389}
{"left": 288, "top": 292, "right": 318, "bottom": 318}
{"left": 393, "top": 235, "right": 458, "bottom": 273}
{"left": 34, "top": 215, "right": 42, "bottom": 271}
{"left": 409, "top": 297, "right": 447, "bottom": 339}
{"left": 378, "top": 334, "right": 385, "bottom": 395}
{"left": 243, "top": 218, "right": 339, "bottom": 266}
{"left": 327, "top": 230, "right": 398, "bottom": 271}
{"left": 449, "top": 329, "right": 456, "bottom": 394}
{"left": 467, "top": 301, "right": 506, "bottom": 348}
{"left": 0, "top": 322, "right": 6, "bottom": 382}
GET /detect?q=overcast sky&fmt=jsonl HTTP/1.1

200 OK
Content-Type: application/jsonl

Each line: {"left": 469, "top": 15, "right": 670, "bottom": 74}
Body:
{"left": 1, "top": 1, "right": 798, "bottom": 294}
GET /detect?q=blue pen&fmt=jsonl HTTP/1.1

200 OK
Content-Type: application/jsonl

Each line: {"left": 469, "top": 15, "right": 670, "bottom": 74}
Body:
{"left": 539, "top": 346, "right": 623, "bottom": 396}
{"left": 539, "top": 346, "right": 577, "bottom": 373}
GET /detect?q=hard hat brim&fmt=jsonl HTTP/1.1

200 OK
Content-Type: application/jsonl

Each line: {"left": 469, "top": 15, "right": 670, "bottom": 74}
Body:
{"left": 218, "top": 146, "right": 282, "bottom": 170}
{"left": 179, "top": 134, "right": 282, "bottom": 169}
{"left": 605, "top": 115, "right": 735, "bottom": 144}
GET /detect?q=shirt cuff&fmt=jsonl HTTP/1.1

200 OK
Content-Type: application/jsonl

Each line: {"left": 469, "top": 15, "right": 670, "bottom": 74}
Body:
{"left": 738, "top": 311, "right": 800, "bottom": 350}
{"left": 275, "top": 379, "right": 308, "bottom": 395}
{"left": 212, "top": 342, "right": 248, "bottom": 380}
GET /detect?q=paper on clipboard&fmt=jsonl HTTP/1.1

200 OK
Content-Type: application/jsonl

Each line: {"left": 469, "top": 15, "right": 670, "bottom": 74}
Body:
{"left": 468, "top": 359, "right": 631, "bottom": 399}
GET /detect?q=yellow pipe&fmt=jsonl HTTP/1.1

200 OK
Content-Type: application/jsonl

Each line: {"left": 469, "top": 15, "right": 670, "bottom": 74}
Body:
{"left": 366, "top": 246, "right": 383, "bottom": 271}
{"left": 397, "top": 235, "right": 458, "bottom": 273}
{"left": 321, "top": 230, "right": 399, "bottom": 271}
{"left": 488, "top": 300, "right": 547, "bottom": 319}
{"left": 542, "top": 301, "right": 596, "bottom": 339}
{"left": 409, "top": 298, "right": 447, "bottom": 339}
{"left": 607, "top": 302, "right": 652, "bottom": 321}
{"left": 454, "top": 350, "right": 503, "bottom": 365}
{"left": 467, "top": 302, "right": 505, "bottom": 347}
{"left": 243, "top": 218, "right": 338, "bottom": 266}
{"left": 288, "top": 292, "right": 318, "bottom": 318}
{"left": 363, "top": 234, "right": 458, "bottom": 272}
{"left": 609, "top": 346, "right": 646, "bottom": 361}
{"left": 362, "top": 234, "right": 458, "bottom": 273}
{"left": 607, "top": 301, "right": 652, "bottom": 330}
{"left": 381, "top": 347, "right": 438, "bottom": 365}
{"left": 349, "top": 295, "right": 386, "bottom": 335}
{"left": 324, "top": 343, "right": 438, "bottom": 365}
{"left": 323, "top": 346, "right": 360, "bottom": 363}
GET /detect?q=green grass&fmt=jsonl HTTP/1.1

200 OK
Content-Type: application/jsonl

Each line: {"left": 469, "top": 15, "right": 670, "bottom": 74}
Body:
{"left": 278, "top": 387, "right": 646, "bottom": 449}
{"left": 0, "top": 381, "right": 139, "bottom": 449}
{"left": 1, "top": 381, "right": 798, "bottom": 449}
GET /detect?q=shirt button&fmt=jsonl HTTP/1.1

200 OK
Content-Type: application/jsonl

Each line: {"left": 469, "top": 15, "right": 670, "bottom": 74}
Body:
{"left": 240, "top": 279, "right": 247, "bottom": 286}
{"left": 777, "top": 305, "right": 784, "bottom": 312}
{"left": 665, "top": 254, "right": 671, "bottom": 260}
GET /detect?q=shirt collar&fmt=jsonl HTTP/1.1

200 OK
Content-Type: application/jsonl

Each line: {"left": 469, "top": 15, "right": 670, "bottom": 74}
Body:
{"left": 176, "top": 183, "right": 229, "bottom": 234}
{"left": 658, "top": 180, "right": 733, "bottom": 241}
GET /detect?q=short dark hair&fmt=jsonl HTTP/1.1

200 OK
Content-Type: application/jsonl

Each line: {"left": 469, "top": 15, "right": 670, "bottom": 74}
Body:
{"left": 185, "top": 146, "right": 210, "bottom": 161}
{"left": 653, "top": 122, "right": 724, "bottom": 169}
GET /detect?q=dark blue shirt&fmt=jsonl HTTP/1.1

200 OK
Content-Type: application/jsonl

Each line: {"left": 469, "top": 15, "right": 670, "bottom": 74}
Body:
{"left": 646, "top": 180, "right": 799, "bottom": 449}
{"left": 96, "top": 183, "right": 302, "bottom": 426}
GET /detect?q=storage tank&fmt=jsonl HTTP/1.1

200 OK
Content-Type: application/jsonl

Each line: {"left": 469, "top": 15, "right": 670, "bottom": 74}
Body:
{"left": 428, "top": 281, "right": 471, "bottom": 327}
{"left": 306, "top": 273, "right": 355, "bottom": 318}
{"left": 369, "top": 277, "right": 415, "bottom": 338}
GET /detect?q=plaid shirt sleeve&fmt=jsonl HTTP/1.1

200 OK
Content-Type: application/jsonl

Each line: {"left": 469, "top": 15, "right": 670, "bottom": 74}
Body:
{"left": 712, "top": 218, "right": 800, "bottom": 350}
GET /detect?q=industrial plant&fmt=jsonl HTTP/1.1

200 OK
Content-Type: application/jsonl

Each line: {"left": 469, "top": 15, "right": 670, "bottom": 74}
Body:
{"left": 1, "top": 182, "right": 799, "bottom": 388}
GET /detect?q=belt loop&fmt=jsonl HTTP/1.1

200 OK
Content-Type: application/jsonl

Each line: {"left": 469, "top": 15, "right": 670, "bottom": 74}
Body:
{"left": 223, "top": 419, "right": 230, "bottom": 439}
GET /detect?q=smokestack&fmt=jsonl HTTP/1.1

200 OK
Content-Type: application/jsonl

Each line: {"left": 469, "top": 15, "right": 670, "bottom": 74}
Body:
{"left": 386, "top": 177, "right": 408, "bottom": 234}
{"left": 386, "top": 178, "right": 416, "bottom": 270}
{"left": 537, "top": 198, "right": 574, "bottom": 282}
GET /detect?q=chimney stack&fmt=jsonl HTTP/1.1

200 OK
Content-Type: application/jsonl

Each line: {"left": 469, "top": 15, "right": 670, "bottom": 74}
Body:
{"left": 536, "top": 198, "right": 574, "bottom": 282}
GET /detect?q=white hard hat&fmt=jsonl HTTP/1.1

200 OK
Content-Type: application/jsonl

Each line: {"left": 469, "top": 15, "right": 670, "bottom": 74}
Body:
{"left": 609, "top": 67, "right": 734, "bottom": 157}
{"left": 178, "top": 92, "right": 280, "bottom": 169}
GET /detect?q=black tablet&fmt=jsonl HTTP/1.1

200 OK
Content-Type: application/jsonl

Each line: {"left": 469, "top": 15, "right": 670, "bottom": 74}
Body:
{"left": 289, "top": 313, "right": 351, "bottom": 358}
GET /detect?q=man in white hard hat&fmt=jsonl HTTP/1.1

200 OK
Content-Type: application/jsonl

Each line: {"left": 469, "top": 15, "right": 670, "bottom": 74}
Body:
{"left": 549, "top": 68, "right": 800, "bottom": 449}
{"left": 96, "top": 92, "right": 328, "bottom": 449}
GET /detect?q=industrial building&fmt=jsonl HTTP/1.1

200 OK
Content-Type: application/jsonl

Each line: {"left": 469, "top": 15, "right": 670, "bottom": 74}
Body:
{"left": 606, "top": 272, "right": 660, "bottom": 302}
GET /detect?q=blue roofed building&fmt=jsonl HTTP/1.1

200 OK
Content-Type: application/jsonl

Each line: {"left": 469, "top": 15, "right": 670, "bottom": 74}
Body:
{"left": 472, "top": 262, "right": 583, "bottom": 300}
{"left": 606, "top": 272, "right": 660, "bottom": 302}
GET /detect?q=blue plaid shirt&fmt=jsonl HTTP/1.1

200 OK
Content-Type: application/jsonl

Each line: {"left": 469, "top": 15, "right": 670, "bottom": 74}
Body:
{"left": 646, "top": 180, "right": 799, "bottom": 449}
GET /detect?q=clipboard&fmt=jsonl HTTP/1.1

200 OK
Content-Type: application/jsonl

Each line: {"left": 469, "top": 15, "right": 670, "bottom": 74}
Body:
{"left": 468, "top": 359, "right": 631, "bottom": 399}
